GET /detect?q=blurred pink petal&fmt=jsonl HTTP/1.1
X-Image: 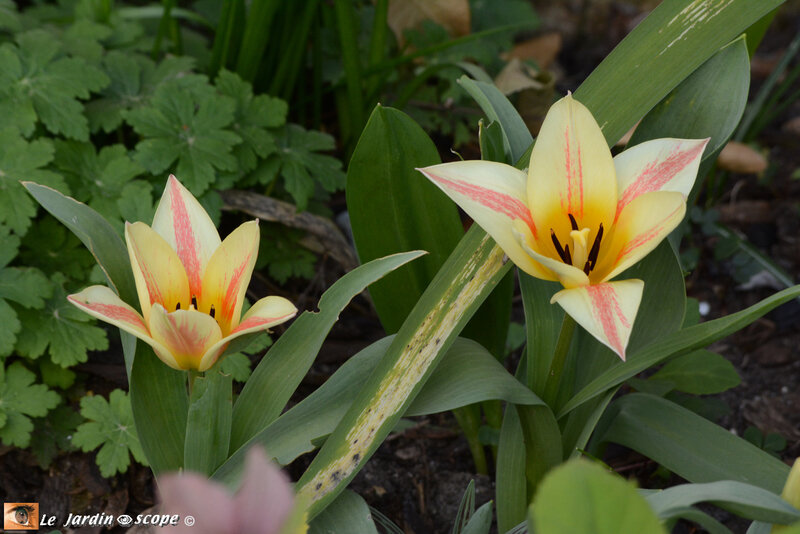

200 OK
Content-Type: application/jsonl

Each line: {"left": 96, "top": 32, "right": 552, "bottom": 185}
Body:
{"left": 234, "top": 448, "right": 294, "bottom": 534}
{"left": 158, "top": 472, "right": 238, "bottom": 534}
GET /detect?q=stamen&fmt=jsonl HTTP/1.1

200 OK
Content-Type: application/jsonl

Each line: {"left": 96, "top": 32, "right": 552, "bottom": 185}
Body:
{"left": 563, "top": 244, "right": 572, "bottom": 266}
{"left": 583, "top": 223, "right": 604, "bottom": 274}
{"left": 568, "top": 213, "right": 579, "bottom": 231}
{"left": 550, "top": 229, "right": 569, "bottom": 263}
{"left": 209, "top": 304, "right": 216, "bottom": 319}
{"left": 175, "top": 303, "right": 181, "bottom": 310}
{"left": 191, "top": 295, "right": 197, "bottom": 309}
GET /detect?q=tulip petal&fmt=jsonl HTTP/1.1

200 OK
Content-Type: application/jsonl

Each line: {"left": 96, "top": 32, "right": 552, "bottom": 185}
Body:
{"left": 551, "top": 280, "right": 644, "bottom": 360}
{"left": 598, "top": 191, "right": 685, "bottom": 282}
{"left": 528, "top": 94, "right": 617, "bottom": 237}
{"left": 418, "top": 161, "right": 555, "bottom": 281}
{"left": 126, "top": 222, "right": 192, "bottom": 324}
{"left": 68, "top": 285, "right": 150, "bottom": 341}
{"left": 199, "top": 221, "right": 260, "bottom": 335}
{"left": 148, "top": 304, "right": 223, "bottom": 370}
{"left": 199, "top": 296, "right": 297, "bottom": 371}
{"left": 234, "top": 447, "right": 294, "bottom": 534}
{"left": 159, "top": 472, "right": 237, "bottom": 534}
{"left": 614, "top": 138, "right": 708, "bottom": 218}
{"left": 152, "top": 175, "right": 222, "bottom": 300}
{"left": 67, "top": 285, "right": 174, "bottom": 365}
{"left": 233, "top": 296, "right": 297, "bottom": 335}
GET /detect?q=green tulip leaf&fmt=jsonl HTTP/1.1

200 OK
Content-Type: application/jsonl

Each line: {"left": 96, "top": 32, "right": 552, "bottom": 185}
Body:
{"left": 529, "top": 459, "right": 665, "bottom": 534}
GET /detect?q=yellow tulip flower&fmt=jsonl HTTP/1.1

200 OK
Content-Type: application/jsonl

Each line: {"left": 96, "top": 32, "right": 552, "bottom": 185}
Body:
{"left": 69, "top": 175, "right": 297, "bottom": 371}
{"left": 419, "top": 94, "right": 708, "bottom": 360}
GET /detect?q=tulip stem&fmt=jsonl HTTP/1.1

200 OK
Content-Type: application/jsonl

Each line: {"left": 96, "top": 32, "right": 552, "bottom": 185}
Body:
{"left": 542, "top": 314, "right": 576, "bottom": 408}
{"left": 187, "top": 370, "right": 202, "bottom": 396}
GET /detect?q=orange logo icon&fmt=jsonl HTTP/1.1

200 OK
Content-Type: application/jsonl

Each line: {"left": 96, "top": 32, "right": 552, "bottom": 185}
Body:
{"left": 3, "top": 503, "right": 39, "bottom": 530}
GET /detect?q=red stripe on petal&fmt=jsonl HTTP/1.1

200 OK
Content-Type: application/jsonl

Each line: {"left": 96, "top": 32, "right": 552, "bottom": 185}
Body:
{"left": 68, "top": 297, "right": 147, "bottom": 331}
{"left": 220, "top": 254, "right": 251, "bottom": 325}
{"left": 163, "top": 314, "right": 217, "bottom": 358}
{"left": 170, "top": 180, "right": 203, "bottom": 298}
{"left": 563, "top": 127, "right": 584, "bottom": 218}
{"left": 430, "top": 175, "right": 537, "bottom": 238}
{"left": 614, "top": 204, "right": 682, "bottom": 264}
{"left": 616, "top": 141, "right": 705, "bottom": 220}
{"left": 231, "top": 313, "right": 295, "bottom": 334}
{"left": 129, "top": 238, "right": 164, "bottom": 307}
{"left": 587, "top": 284, "right": 629, "bottom": 357}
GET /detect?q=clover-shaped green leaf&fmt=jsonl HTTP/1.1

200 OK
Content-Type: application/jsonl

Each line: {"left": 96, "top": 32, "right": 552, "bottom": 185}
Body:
{"left": 19, "top": 217, "right": 96, "bottom": 281}
{"left": 252, "top": 124, "right": 345, "bottom": 210}
{"left": 30, "top": 403, "right": 83, "bottom": 468}
{"left": 0, "top": 225, "right": 52, "bottom": 357}
{"left": 216, "top": 69, "right": 287, "bottom": 174}
{"left": 0, "top": 29, "right": 109, "bottom": 140}
{"left": 0, "top": 0, "right": 21, "bottom": 33}
{"left": 125, "top": 80, "right": 241, "bottom": 195}
{"left": 0, "top": 361, "right": 60, "bottom": 447}
{"left": 53, "top": 140, "right": 145, "bottom": 224}
{"left": 0, "top": 127, "right": 66, "bottom": 235}
{"left": 61, "top": 19, "right": 112, "bottom": 62}
{"left": 14, "top": 273, "right": 108, "bottom": 367}
{"left": 256, "top": 225, "right": 316, "bottom": 283}
{"left": 86, "top": 52, "right": 206, "bottom": 134}
{"left": 72, "top": 389, "right": 148, "bottom": 477}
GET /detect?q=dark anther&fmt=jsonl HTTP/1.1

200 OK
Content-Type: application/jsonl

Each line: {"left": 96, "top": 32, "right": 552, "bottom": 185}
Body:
{"left": 551, "top": 229, "right": 568, "bottom": 263}
{"left": 582, "top": 223, "right": 604, "bottom": 274}
{"left": 175, "top": 303, "right": 181, "bottom": 310}
{"left": 568, "top": 213, "right": 579, "bottom": 231}
{"left": 191, "top": 295, "right": 197, "bottom": 309}
{"left": 563, "top": 244, "right": 572, "bottom": 266}
{"left": 209, "top": 304, "right": 216, "bottom": 319}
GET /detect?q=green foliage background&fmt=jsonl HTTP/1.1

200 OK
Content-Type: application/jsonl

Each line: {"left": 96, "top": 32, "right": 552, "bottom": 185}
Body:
{"left": 0, "top": 0, "right": 344, "bottom": 476}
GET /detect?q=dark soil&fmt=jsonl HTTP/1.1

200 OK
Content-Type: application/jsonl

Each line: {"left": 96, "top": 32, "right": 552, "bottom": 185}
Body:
{"left": 2, "top": 2, "right": 800, "bottom": 533}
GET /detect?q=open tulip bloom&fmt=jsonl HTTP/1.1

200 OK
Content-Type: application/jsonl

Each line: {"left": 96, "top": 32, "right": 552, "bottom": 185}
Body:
{"left": 68, "top": 176, "right": 297, "bottom": 372}
{"left": 419, "top": 94, "right": 708, "bottom": 360}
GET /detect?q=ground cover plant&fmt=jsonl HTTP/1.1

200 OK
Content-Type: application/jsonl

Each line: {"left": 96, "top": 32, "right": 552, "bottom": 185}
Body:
{"left": 2, "top": 0, "right": 800, "bottom": 533}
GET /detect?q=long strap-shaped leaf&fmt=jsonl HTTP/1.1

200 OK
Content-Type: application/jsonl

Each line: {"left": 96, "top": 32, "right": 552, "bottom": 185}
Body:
{"left": 601, "top": 394, "right": 792, "bottom": 497}
{"left": 575, "top": 0, "right": 782, "bottom": 146}
{"left": 230, "top": 251, "right": 425, "bottom": 451}
{"left": 297, "top": 226, "right": 512, "bottom": 517}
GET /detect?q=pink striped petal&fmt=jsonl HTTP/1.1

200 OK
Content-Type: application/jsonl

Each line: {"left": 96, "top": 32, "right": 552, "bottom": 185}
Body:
{"left": 125, "top": 222, "right": 192, "bottom": 324}
{"left": 199, "top": 221, "right": 260, "bottom": 335}
{"left": 159, "top": 472, "right": 237, "bottom": 534}
{"left": 234, "top": 447, "right": 294, "bottom": 534}
{"left": 418, "top": 161, "right": 555, "bottom": 281}
{"left": 527, "top": 94, "right": 617, "bottom": 242}
{"left": 67, "top": 285, "right": 173, "bottom": 362}
{"left": 597, "top": 191, "right": 685, "bottom": 283}
{"left": 148, "top": 304, "right": 223, "bottom": 370}
{"left": 551, "top": 280, "right": 644, "bottom": 360}
{"left": 231, "top": 296, "right": 297, "bottom": 335}
{"left": 199, "top": 296, "right": 297, "bottom": 371}
{"left": 152, "top": 175, "right": 221, "bottom": 300}
{"left": 68, "top": 285, "right": 151, "bottom": 340}
{"left": 614, "top": 138, "right": 708, "bottom": 219}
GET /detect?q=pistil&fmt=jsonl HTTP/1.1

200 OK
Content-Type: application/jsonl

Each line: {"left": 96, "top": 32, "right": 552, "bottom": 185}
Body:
{"left": 551, "top": 214, "right": 605, "bottom": 275}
